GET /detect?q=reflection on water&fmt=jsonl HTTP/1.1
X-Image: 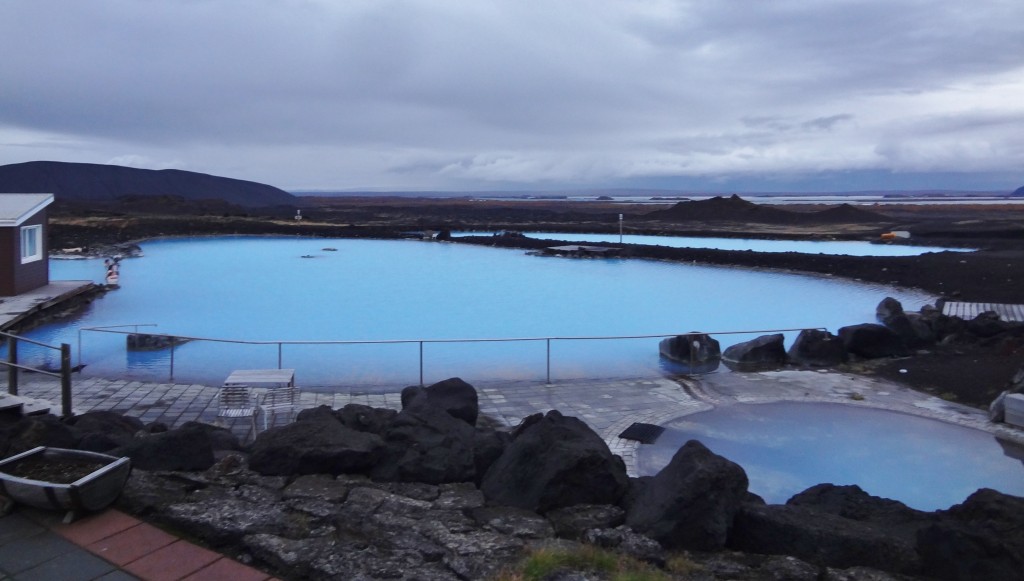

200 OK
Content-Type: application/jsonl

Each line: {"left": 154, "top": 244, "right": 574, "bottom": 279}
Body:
{"left": 637, "top": 402, "right": 1024, "bottom": 511}
{"left": 13, "top": 237, "right": 934, "bottom": 389}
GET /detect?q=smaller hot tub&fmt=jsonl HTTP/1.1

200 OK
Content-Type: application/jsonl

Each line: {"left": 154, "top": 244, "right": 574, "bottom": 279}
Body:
{"left": 637, "top": 402, "right": 1024, "bottom": 511}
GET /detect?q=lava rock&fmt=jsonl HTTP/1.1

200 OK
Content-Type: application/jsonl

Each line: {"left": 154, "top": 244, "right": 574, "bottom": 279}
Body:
{"left": 838, "top": 324, "right": 909, "bottom": 358}
{"left": 723, "top": 333, "right": 788, "bottom": 370}
{"left": 112, "top": 424, "right": 216, "bottom": 471}
{"left": 728, "top": 503, "right": 921, "bottom": 574}
{"left": 401, "top": 377, "right": 479, "bottom": 426}
{"left": 370, "top": 394, "right": 479, "bottom": 484}
{"left": 875, "top": 297, "right": 905, "bottom": 321}
{"left": 335, "top": 403, "right": 396, "bottom": 435}
{"left": 659, "top": 333, "right": 722, "bottom": 372}
{"left": 788, "top": 329, "right": 848, "bottom": 367}
{"left": 480, "top": 410, "right": 629, "bottom": 513}
{"left": 626, "top": 440, "right": 748, "bottom": 551}
{"left": 249, "top": 418, "right": 384, "bottom": 476}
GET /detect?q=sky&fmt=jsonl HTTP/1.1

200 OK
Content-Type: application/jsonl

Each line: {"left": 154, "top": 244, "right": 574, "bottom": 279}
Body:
{"left": 2, "top": 0, "right": 1023, "bottom": 193}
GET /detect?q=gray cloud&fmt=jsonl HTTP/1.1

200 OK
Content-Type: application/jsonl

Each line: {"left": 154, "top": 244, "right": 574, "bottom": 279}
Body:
{"left": 1, "top": 0, "right": 1022, "bottom": 190}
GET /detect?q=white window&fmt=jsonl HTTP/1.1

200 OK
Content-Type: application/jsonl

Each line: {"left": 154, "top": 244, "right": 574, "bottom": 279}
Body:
{"left": 20, "top": 224, "right": 42, "bottom": 264}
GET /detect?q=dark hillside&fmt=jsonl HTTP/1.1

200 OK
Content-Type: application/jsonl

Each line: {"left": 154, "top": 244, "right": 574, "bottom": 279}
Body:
{"left": 0, "top": 161, "right": 295, "bottom": 208}
{"left": 1013, "top": 185, "right": 1024, "bottom": 196}
{"left": 645, "top": 194, "right": 891, "bottom": 225}
{"left": 812, "top": 203, "right": 889, "bottom": 223}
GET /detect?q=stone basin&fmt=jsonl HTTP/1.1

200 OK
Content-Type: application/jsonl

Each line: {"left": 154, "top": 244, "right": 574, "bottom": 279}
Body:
{"left": 0, "top": 446, "right": 132, "bottom": 522}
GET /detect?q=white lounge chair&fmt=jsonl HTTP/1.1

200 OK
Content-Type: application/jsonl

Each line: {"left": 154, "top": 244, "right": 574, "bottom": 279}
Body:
{"left": 217, "top": 385, "right": 259, "bottom": 438}
{"left": 260, "top": 386, "right": 300, "bottom": 430}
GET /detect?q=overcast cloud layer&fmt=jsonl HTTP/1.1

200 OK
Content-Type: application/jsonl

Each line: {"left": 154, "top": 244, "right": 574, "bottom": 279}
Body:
{"left": 2, "top": 0, "right": 1023, "bottom": 192}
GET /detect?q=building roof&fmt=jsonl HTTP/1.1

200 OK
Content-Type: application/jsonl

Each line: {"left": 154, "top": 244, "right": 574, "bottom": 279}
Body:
{"left": 0, "top": 193, "right": 54, "bottom": 227}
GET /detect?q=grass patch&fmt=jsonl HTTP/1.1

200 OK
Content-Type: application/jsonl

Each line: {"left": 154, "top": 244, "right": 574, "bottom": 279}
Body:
{"left": 494, "top": 545, "right": 694, "bottom": 581}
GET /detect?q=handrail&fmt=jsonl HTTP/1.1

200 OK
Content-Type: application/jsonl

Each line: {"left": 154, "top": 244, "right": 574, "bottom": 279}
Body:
{"left": 79, "top": 325, "right": 821, "bottom": 345}
{"left": 1, "top": 330, "right": 73, "bottom": 417}
{"left": 79, "top": 324, "right": 827, "bottom": 385}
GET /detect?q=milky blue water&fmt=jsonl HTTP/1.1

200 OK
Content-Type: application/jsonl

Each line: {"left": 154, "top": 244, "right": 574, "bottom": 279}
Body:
{"left": 457, "top": 232, "right": 971, "bottom": 256}
{"left": 18, "top": 236, "right": 933, "bottom": 388}
{"left": 638, "top": 403, "right": 1024, "bottom": 511}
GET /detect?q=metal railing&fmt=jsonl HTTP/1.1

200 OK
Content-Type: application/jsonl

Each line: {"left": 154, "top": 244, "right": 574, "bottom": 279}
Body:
{"left": 78, "top": 324, "right": 825, "bottom": 385}
{"left": 1, "top": 330, "right": 73, "bottom": 417}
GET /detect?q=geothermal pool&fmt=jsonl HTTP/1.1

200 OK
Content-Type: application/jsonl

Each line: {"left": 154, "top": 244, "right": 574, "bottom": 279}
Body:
{"left": 17, "top": 236, "right": 934, "bottom": 388}
{"left": 637, "top": 402, "right": 1024, "bottom": 511}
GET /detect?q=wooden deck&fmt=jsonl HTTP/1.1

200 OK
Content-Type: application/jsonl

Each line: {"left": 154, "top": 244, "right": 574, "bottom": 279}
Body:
{"left": 941, "top": 301, "right": 1024, "bottom": 322}
{"left": 0, "top": 281, "right": 97, "bottom": 331}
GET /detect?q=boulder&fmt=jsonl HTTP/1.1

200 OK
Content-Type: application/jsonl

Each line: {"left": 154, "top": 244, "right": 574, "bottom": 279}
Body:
{"left": 626, "top": 440, "right": 748, "bottom": 551}
{"left": 177, "top": 421, "right": 242, "bottom": 452}
{"left": 3, "top": 415, "right": 80, "bottom": 455}
{"left": 882, "top": 313, "right": 935, "bottom": 348}
{"left": 788, "top": 329, "right": 847, "bottom": 367}
{"left": 920, "top": 311, "right": 966, "bottom": 343}
{"left": 787, "top": 484, "right": 932, "bottom": 535}
{"left": 249, "top": 418, "right": 385, "bottom": 476}
{"left": 723, "top": 333, "right": 788, "bottom": 370}
{"left": 335, "top": 404, "right": 396, "bottom": 435}
{"left": 918, "top": 523, "right": 1024, "bottom": 581}
{"left": 966, "top": 312, "right": 1011, "bottom": 338}
{"left": 837, "top": 324, "right": 909, "bottom": 358}
{"left": 728, "top": 503, "right": 921, "bottom": 574}
{"left": 112, "top": 424, "right": 216, "bottom": 471}
{"left": 480, "top": 410, "right": 629, "bottom": 513}
{"left": 659, "top": 333, "right": 721, "bottom": 373}
{"left": 370, "top": 395, "right": 479, "bottom": 483}
{"left": 67, "top": 410, "right": 145, "bottom": 437}
{"left": 917, "top": 488, "right": 1024, "bottom": 581}
{"left": 472, "top": 427, "right": 510, "bottom": 485}
{"left": 294, "top": 405, "right": 338, "bottom": 424}
{"left": 401, "top": 377, "right": 479, "bottom": 426}
{"left": 875, "top": 297, "right": 904, "bottom": 321}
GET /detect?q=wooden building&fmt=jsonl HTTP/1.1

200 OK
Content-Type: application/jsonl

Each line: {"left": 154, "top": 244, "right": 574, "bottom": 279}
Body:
{"left": 0, "top": 193, "right": 54, "bottom": 296}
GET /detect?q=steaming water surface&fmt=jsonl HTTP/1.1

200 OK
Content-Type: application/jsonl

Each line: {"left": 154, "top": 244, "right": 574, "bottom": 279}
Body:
{"left": 638, "top": 402, "right": 1024, "bottom": 511}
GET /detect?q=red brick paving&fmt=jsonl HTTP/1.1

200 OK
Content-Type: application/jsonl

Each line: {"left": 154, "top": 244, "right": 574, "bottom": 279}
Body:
{"left": 123, "top": 539, "right": 223, "bottom": 581}
{"left": 53, "top": 509, "right": 142, "bottom": 545}
{"left": 41, "top": 508, "right": 279, "bottom": 580}
{"left": 86, "top": 521, "right": 178, "bottom": 566}
{"left": 181, "top": 557, "right": 272, "bottom": 581}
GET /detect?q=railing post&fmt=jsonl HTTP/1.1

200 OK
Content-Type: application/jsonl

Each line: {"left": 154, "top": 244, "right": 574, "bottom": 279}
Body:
{"left": 546, "top": 338, "right": 551, "bottom": 384}
{"left": 169, "top": 338, "right": 175, "bottom": 381}
{"left": 419, "top": 341, "right": 424, "bottom": 386}
{"left": 7, "top": 337, "right": 17, "bottom": 396}
{"left": 278, "top": 343, "right": 283, "bottom": 368}
{"left": 60, "top": 343, "right": 72, "bottom": 418}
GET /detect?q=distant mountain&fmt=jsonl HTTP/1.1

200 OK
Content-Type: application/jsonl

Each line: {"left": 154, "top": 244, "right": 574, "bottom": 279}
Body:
{"left": 645, "top": 194, "right": 890, "bottom": 224}
{"left": 0, "top": 161, "right": 296, "bottom": 208}
{"left": 1013, "top": 185, "right": 1024, "bottom": 197}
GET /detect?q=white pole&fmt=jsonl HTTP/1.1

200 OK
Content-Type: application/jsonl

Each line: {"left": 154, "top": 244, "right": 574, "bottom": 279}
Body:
{"left": 619, "top": 214, "right": 623, "bottom": 244}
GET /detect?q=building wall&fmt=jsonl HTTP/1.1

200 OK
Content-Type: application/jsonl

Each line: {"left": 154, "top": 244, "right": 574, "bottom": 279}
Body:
{"left": 0, "top": 225, "right": 14, "bottom": 296}
{"left": 0, "top": 208, "right": 49, "bottom": 296}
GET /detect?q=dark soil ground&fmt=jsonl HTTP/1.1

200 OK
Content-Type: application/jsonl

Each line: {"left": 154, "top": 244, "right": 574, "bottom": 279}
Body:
{"left": 46, "top": 195, "right": 1024, "bottom": 409}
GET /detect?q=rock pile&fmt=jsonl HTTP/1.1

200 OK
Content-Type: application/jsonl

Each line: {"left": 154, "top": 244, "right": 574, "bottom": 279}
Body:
{"left": 2, "top": 378, "right": 1022, "bottom": 580}
{"left": 661, "top": 297, "right": 1024, "bottom": 374}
